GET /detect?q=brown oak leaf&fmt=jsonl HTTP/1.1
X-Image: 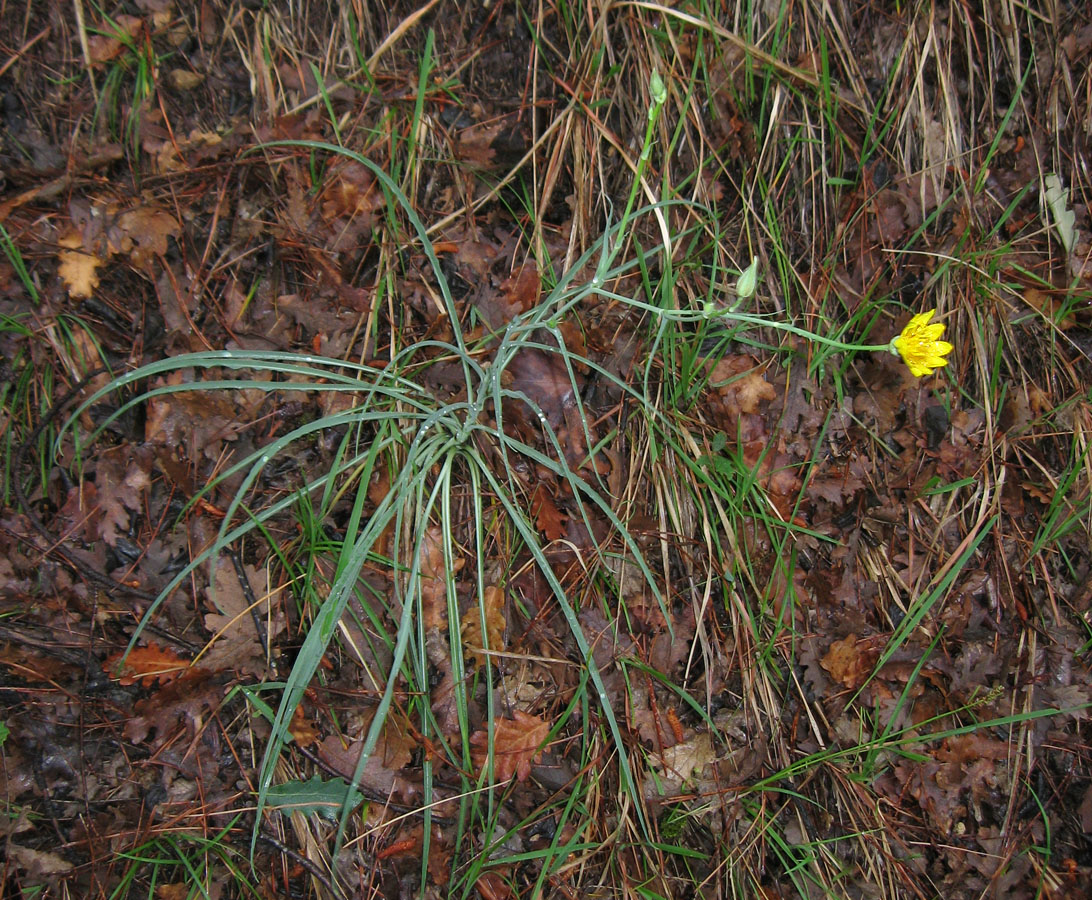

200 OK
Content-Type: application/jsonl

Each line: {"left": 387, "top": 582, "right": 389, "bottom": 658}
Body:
{"left": 530, "top": 484, "right": 566, "bottom": 542}
{"left": 124, "top": 669, "right": 220, "bottom": 746}
{"left": 93, "top": 450, "right": 152, "bottom": 546}
{"left": 57, "top": 231, "right": 102, "bottom": 299}
{"left": 289, "top": 705, "right": 320, "bottom": 747}
{"left": 105, "top": 643, "right": 190, "bottom": 687}
{"left": 820, "top": 634, "right": 880, "bottom": 689}
{"left": 202, "top": 557, "right": 285, "bottom": 676}
{"left": 470, "top": 711, "right": 550, "bottom": 783}
{"left": 117, "top": 205, "right": 181, "bottom": 269}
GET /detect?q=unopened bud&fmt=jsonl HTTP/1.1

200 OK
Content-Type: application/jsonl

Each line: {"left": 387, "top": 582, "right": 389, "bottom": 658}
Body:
{"left": 650, "top": 71, "right": 666, "bottom": 108}
{"left": 736, "top": 256, "right": 759, "bottom": 299}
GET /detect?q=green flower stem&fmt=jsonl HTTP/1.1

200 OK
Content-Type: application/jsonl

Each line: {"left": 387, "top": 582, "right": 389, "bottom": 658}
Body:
{"left": 724, "top": 312, "right": 892, "bottom": 354}
{"left": 598, "top": 288, "right": 892, "bottom": 356}
{"left": 612, "top": 73, "right": 667, "bottom": 258}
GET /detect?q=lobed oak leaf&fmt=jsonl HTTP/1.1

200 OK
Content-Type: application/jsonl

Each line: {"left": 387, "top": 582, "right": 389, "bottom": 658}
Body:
{"left": 521, "top": 348, "right": 574, "bottom": 417}
{"left": 651, "top": 731, "right": 715, "bottom": 783}
{"left": 86, "top": 15, "right": 143, "bottom": 64}
{"left": 806, "top": 463, "right": 865, "bottom": 506}
{"left": 316, "top": 713, "right": 415, "bottom": 798}
{"left": 93, "top": 451, "right": 152, "bottom": 546}
{"left": 530, "top": 484, "right": 566, "bottom": 541}
{"left": 201, "top": 557, "right": 285, "bottom": 676}
{"left": 0, "top": 645, "right": 76, "bottom": 685}
{"left": 454, "top": 120, "right": 505, "bottom": 170}
{"left": 320, "top": 160, "right": 381, "bottom": 223}
{"left": 168, "top": 69, "right": 204, "bottom": 91}
{"left": 144, "top": 378, "right": 241, "bottom": 460}
{"left": 732, "top": 371, "right": 778, "bottom": 414}
{"left": 124, "top": 669, "right": 220, "bottom": 747}
{"left": 118, "top": 206, "right": 180, "bottom": 269}
{"left": 706, "top": 356, "right": 776, "bottom": 424}
{"left": 57, "top": 231, "right": 102, "bottom": 299}
{"left": 498, "top": 265, "right": 540, "bottom": 314}
{"left": 470, "top": 710, "right": 550, "bottom": 783}
{"left": 289, "top": 706, "right": 320, "bottom": 747}
{"left": 9, "top": 845, "right": 73, "bottom": 877}
{"left": 105, "top": 643, "right": 190, "bottom": 686}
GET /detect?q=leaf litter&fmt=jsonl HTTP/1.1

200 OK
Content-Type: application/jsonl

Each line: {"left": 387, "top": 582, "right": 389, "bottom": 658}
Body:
{"left": 2, "top": 0, "right": 1092, "bottom": 898}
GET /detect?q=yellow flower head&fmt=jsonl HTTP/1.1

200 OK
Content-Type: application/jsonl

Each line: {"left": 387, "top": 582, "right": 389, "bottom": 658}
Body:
{"left": 892, "top": 309, "right": 953, "bottom": 377}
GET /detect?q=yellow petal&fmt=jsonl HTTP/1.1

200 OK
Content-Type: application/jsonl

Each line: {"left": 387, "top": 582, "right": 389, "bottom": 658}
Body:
{"left": 894, "top": 309, "right": 952, "bottom": 377}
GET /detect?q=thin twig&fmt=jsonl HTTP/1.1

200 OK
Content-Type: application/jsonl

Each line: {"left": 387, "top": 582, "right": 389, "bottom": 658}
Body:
{"left": 259, "top": 830, "right": 348, "bottom": 900}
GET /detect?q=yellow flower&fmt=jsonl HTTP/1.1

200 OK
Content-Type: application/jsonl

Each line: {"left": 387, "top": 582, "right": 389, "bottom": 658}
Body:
{"left": 893, "top": 309, "right": 953, "bottom": 377}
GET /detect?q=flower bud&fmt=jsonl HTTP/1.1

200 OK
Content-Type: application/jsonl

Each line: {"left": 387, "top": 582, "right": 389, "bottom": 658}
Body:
{"left": 735, "top": 256, "right": 759, "bottom": 299}
{"left": 650, "top": 71, "right": 666, "bottom": 108}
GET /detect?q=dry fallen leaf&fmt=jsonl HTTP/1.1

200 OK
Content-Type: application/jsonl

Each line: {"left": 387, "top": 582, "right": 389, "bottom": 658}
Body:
{"left": 470, "top": 710, "right": 550, "bottom": 783}
{"left": 498, "top": 265, "right": 541, "bottom": 314}
{"left": 419, "top": 524, "right": 462, "bottom": 631}
{"left": 454, "top": 120, "right": 504, "bottom": 169}
{"left": 86, "top": 14, "right": 143, "bottom": 64}
{"left": 93, "top": 450, "right": 152, "bottom": 546}
{"left": 9, "top": 844, "right": 73, "bottom": 877}
{"left": 105, "top": 643, "right": 190, "bottom": 687}
{"left": 202, "top": 557, "right": 285, "bottom": 676}
{"left": 320, "top": 160, "right": 381, "bottom": 222}
{"left": 821, "top": 634, "right": 880, "bottom": 689}
{"left": 652, "top": 731, "right": 715, "bottom": 783}
{"left": 57, "top": 230, "right": 102, "bottom": 299}
{"left": 289, "top": 705, "right": 320, "bottom": 747}
{"left": 144, "top": 374, "right": 242, "bottom": 460}
{"left": 732, "top": 371, "right": 778, "bottom": 414}
{"left": 642, "top": 729, "right": 719, "bottom": 800}
{"left": 123, "top": 669, "right": 221, "bottom": 747}
{"left": 117, "top": 206, "right": 181, "bottom": 268}
{"left": 316, "top": 712, "right": 416, "bottom": 797}
{"left": 530, "top": 484, "right": 566, "bottom": 542}
{"left": 707, "top": 355, "right": 777, "bottom": 424}
{"left": 168, "top": 69, "right": 204, "bottom": 91}
{"left": 461, "top": 585, "right": 506, "bottom": 670}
